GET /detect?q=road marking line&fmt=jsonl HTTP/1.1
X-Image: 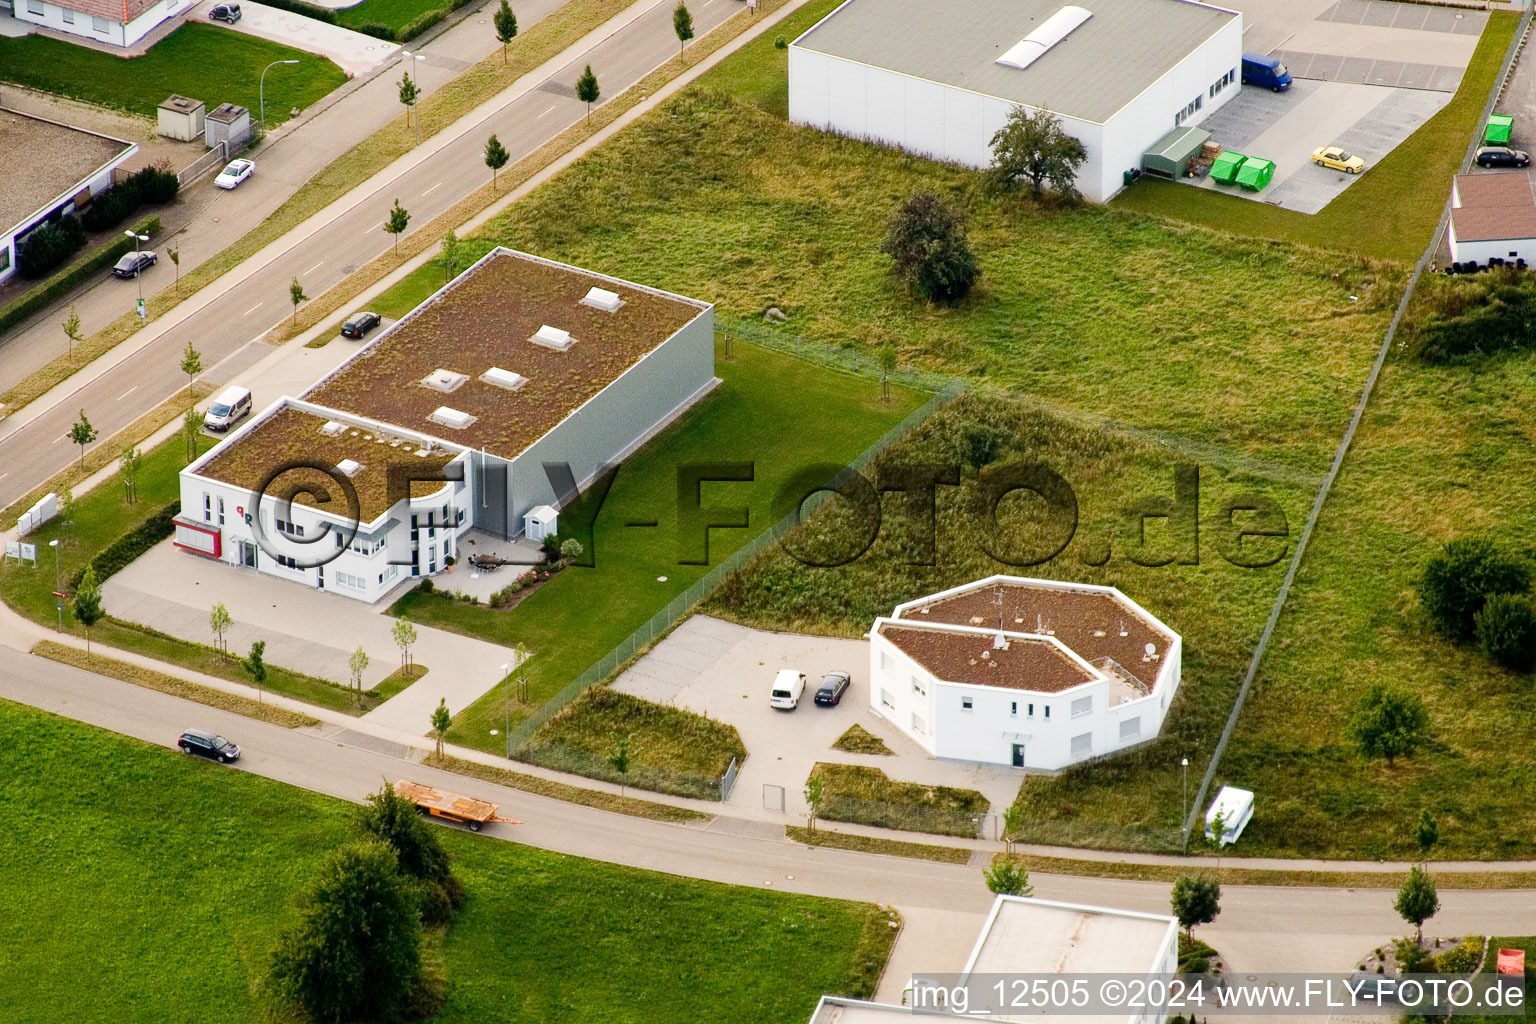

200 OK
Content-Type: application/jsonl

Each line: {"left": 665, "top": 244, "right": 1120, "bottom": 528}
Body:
{"left": 363, "top": 222, "right": 382, "bottom": 237}
{"left": 52, "top": 434, "right": 66, "bottom": 444}
{"left": 302, "top": 260, "right": 324, "bottom": 276}
{"left": 116, "top": 386, "right": 138, "bottom": 401}
{"left": 0, "top": 473, "right": 8, "bottom": 483}
{"left": 537, "top": 104, "right": 557, "bottom": 118}
{"left": 243, "top": 301, "right": 263, "bottom": 316}
{"left": 423, "top": 181, "right": 443, "bottom": 195}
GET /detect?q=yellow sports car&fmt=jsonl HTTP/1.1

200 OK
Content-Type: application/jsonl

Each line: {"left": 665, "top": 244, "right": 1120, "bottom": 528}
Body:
{"left": 1312, "top": 146, "right": 1365, "bottom": 174}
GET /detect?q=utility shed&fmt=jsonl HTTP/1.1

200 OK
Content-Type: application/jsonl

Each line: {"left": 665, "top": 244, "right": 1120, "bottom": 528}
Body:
{"left": 205, "top": 103, "right": 252, "bottom": 151}
{"left": 157, "top": 95, "right": 206, "bottom": 142}
{"left": 1142, "top": 125, "right": 1210, "bottom": 179}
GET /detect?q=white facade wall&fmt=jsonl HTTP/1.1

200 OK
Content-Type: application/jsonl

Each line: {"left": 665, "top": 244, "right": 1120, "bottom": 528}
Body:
{"left": 14, "top": 0, "right": 179, "bottom": 46}
{"left": 788, "top": 13, "right": 1240, "bottom": 202}
{"left": 1447, "top": 226, "right": 1536, "bottom": 266}
{"left": 2, "top": 156, "right": 134, "bottom": 286}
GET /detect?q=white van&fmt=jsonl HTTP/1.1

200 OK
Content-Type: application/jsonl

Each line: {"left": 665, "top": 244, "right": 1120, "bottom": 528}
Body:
{"left": 770, "top": 669, "right": 806, "bottom": 710}
{"left": 204, "top": 386, "right": 252, "bottom": 432}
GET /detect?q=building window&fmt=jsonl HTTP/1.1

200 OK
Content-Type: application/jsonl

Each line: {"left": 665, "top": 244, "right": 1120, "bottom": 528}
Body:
{"left": 92, "top": 14, "right": 109, "bottom": 30}
{"left": 911, "top": 713, "right": 926, "bottom": 735}
{"left": 275, "top": 553, "right": 301, "bottom": 570}
{"left": 1027, "top": 702, "right": 1034, "bottom": 718}
{"left": 0, "top": 246, "right": 10, "bottom": 273}
{"left": 336, "top": 570, "right": 366, "bottom": 589}
{"left": 1044, "top": 706, "right": 1051, "bottom": 719}
{"left": 1010, "top": 701, "right": 1018, "bottom": 717}
{"left": 275, "top": 517, "right": 304, "bottom": 538}
{"left": 216, "top": 497, "right": 225, "bottom": 527}
{"left": 1119, "top": 717, "right": 1142, "bottom": 740}
{"left": 961, "top": 696, "right": 973, "bottom": 711}
{"left": 26, "top": 0, "right": 44, "bottom": 14}
{"left": 911, "top": 675, "right": 926, "bottom": 698}
{"left": 61, "top": 6, "right": 73, "bottom": 21}
{"left": 880, "top": 688, "right": 895, "bottom": 711}
{"left": 202, "top": 493, "right": 211, "bottom": 523}
{"left": 1070, "top": 732, "right": 1092, "bottom": 757}
{"left": 1071, "top": 695, "right": 1093, "bottom": 718}
{"left": 880, "top": 650, "right": 891, "bottom": 671}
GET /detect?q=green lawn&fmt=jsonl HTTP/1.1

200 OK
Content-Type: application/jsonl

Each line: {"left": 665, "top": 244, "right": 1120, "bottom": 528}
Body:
{"left": 481, "top": 90, "right": 1398, "bottom": 476}
{"left": 691, "top": 0, "right": 842, "bottom": 117}
{"left": 812, "top": 763, "right": 991, "bottom": 839}
{"left": 336, "top": 0, "right": 454, "bottom": 34}
{"left": 1114, "top": 13, "right": 1518, "bottom": 261}
{"left": 0, "top": 699, "right": 895, "bottom": 1022}
{"left": 0, "top": 24, "right": 346, "bottom": 126}
{"left": 396, "top": 338, "right": 923, "bottom": 752}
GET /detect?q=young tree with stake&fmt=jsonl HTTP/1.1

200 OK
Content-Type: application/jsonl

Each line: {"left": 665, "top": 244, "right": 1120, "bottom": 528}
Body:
{"left": 804, "top": 773, "right": 824, "bottom": 833}
{"left": 245, "top": 639, "right": 267, "bottom": 702}
{"left": 183, "top": 405, "right": 202, "bottom": 462}
{"left": 1414, "top": 809, "right": 1439, "bottom": 862}
{"left": 575, "top": 65, "right": 599, "bottom": 121}
{"left": 484, "top": 134, "right": 509, "bottom": 191}
{"left": 119, "top": 446, "right": 141, "bottom": 504}
{"left": 673, "top": 1, "right": 693, "bottom": 59}
{"left": 179, "top": 341, "right": 202, "bottom": 403}
{"left": 68, "top": 409, "right": 96, "bottom": 467}
{"left": 167, "top": 246, "right": 180, "bottom": 292}
{"left": 398, "top": 71, "right": 419, "bottom": 128}
{"left": 437, "top": 229, "right": 462, "bottom": 283}
{"left": 385, "top": 199, "right": 410, "bottom": 253}
{"left": 73, "top": 564, "right": 104, "bottom": 652}
{"left": 1396, "top": 864, "right": 1440, "bottom": 946}
{"left": 431, "top": 699, "right": 451, "bottom": 757}
{"left": 209, "top": 602, "right": 231, "bottom": 653}
{"left": 608, "top": 733, "right": 631, "bottom": 796}
{"left": 393, "top": 617, "right": 417, "bottom": 669}
{"left": 62, "top": 305, "right": 82, "bottom": 357}
{"left": 289, "top": 276, "right": 307, "bottom": 326}
{"left": 349, "top": 646, "right": 370, "bottom": 705}
{"left": 493, "top": 0, "right": 517, "bottom": 63}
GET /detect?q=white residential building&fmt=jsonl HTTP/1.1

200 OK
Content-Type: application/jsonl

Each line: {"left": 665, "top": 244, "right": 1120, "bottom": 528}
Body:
{"left": 788, "top": 0, "right": 1243, "bottom": 202}
{"left": 177, "top": 248, "right": 716, "bottom": 602}
{"left": 10, "top": 0, "right": 189, "bottom": 48}
{"left": 867, "top": 576, "right": 1181, "bottom": 770}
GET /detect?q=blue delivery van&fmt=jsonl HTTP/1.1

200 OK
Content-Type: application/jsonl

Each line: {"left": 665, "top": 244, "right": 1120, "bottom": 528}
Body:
{"left": 1241, "top": 52, "right": 1292, "bottom": 91}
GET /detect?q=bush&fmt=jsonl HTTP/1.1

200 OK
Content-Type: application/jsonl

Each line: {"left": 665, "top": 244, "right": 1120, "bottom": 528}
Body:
{"left": 1418, "top": 537, "right": 1532, "bottom": 642}
{"left": 0, "top": 215, "right": 159, "bottom": 334}
{"left": 131, "top": 165, "right": 180, "bottom": 205}
{"left": 80, "top": 181, "right": 143, "bottom": 232}
{"left": 880, "top": 192, "right": 980, "bottom": 304}
{"left": 1395, "top": 936, "right": 1435, "bottom": 973}
{"left": 1412, "top": 270, "right": 1536, "bottom": 363}
{"left": 1475, "top": 592, "right": 1536, "bottom": 671}
{"left": 251, "top": 0, "right": 337, "bottom": 22}
{"left": 416, "top": 577, "right": 434, "bottom": 594}
{"left": 16, "top": 216, "right": 87, "bottom": 279}
{"left": 1433, "top": 937, "right": 1483, "bottom": 974}
{"left": 354, "top": 20, "right": 400, "bottom": 40}
{"left": 397, "top": 10, "right": 445, "bottom": 39}
{"left": 70, "top": 502, "right": 178, "bottom": 589}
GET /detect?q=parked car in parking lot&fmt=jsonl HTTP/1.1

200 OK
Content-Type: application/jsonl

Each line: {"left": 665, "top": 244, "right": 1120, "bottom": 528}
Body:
{"left": 341, "top": 310, "right": 382, "bottom": 338}
{"left": 178, "top": 728, "right": 240, "bottom": 763}
{"left": 215, "top": 158, "right": 255, "bottom": 189}
{"left": 1311, "top": 146, "right": 1364, "bottom": 174}
{"left": 208, "top": 3, "right": 241, "bottom": 22}
{"left": 112, "top": 250, "right": 156, "bottom": 278}
{"left": 1475, "top": 146, "right": 1531, "bottom": 168}
{"left": 770, "top": 669, "right": 807, "bottom": 710}
{"left": 813, "top": 671, "right": 851, "bottom": 706}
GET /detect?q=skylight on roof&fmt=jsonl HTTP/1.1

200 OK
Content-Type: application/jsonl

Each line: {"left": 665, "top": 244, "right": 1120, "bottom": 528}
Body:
{"left": 422, "top": 368, "right": 468, "bottom": 393}
{"left": 337, "top": 458, "right": 362, "bottom": 477}
{"left": 480, "top": 366, "right": 528, "bottom": 391}
{"left": 996, "top": 5, "right": 1091, "bottom": 70}
{"left": 582, "top": 286, "right": 624, "bottom": 313}
{"left": 320, "top": 420, "right": 345, "bottom": 437}
{"left": 429, "top": 406, "right": 476, "bottom": 430}
{"left": 531, "top": 325, "right": 574, "bottom": 351}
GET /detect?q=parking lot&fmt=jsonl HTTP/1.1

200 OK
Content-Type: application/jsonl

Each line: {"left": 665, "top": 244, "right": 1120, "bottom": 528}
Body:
{"left": 611, "top": 615, "right": 1025, "bottom": 822}
{"left": 1166, "top": 0, "right": 1487, "bottom": 214}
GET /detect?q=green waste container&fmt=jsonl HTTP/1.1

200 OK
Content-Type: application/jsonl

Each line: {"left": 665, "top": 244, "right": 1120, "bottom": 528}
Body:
{"left": 1486, "top": 115, "right": 1514, "bottom": 145}
{"left": 1235, "top": 157, "right": 1275, "bottom": 192}
{"left": 1210, "top": 151, "right": 1246, "bottom": 185}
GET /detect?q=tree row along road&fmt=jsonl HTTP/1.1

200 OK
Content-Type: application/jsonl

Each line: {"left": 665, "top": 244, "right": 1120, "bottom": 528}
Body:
{"left": 0, "top": 0, "right": 741, "bottom": 511}
{"left": 2, "top": 645, "right": 1533, "bottom": 981}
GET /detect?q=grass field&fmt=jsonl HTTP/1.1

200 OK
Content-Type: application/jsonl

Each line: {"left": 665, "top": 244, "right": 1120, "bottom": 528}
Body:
{"left": 1114, "top": 13, "right": 1519, "bottom": 261}
{"left": 481, "top": 90, "right": 1398, "bottom": 475}
{"left": 336, "top": 0, "right": 452, "bottom": 33}
{"left": 394, "top": 339, "right": 924, "bottom": 752}
{"left": 707, "top": 393, "right": 1310, "bottom": 847}
{"left": 812, "top": 762, "right": 991, "bottom": 838}
{"left": 0, "top": 699, "right": 895, "bottom": 1022}
{"left": 0, "top": 24, "right": 346, "bottom": 126}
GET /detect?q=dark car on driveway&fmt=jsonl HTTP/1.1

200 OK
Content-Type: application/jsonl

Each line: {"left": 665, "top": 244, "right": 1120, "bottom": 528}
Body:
{"left": 813, "top": 671, "right": 851, "bottom": 706}
{"left": 341, "top": 310, "right": 382, "bottom": 338}
{"left": 178, "top": 728, "right": 240, "bottom": 763}
{"left": 1475, "top": 146, "right": 1531, "bottom": 168}
{"left": 209, "top": 3, "right": 241, "bottom": 22}
{"left": 112, "top": 250, "right": 156, "bottom": 278}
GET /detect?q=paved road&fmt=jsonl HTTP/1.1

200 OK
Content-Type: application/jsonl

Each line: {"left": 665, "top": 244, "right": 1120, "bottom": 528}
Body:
{"left": 0, "top": 0, "right": 743, "bottom": 510}
{"left": 3, "top": 644, "right": 1533, "bottom": 983}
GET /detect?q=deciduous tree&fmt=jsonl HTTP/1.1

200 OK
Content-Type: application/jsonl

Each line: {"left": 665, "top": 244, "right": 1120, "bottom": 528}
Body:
{"left": 880, "top": 192, "right": 979, "bottom": 304}
{"left": 62, "top": 305, "right": 82, "bottom": 357}
{"left": 349, "top": 646, "right": 370, "bottom": 703}
{"left": 289, "top": 276, "right": 307, "bottom": 326}
{"left": 984, "top": 859, "right": 1033, "bottom": 897}
{"left": 1395, "top": 864, "right": 1439, "bottom": 946}
{"left": 209, "top": 602, "right": 231, "bottom": 653}
{"left": 804, "top": 773, "right": 824, "bottom": 832}
{"left": 1170, "top": 873, "right": 1221, "bottom": 937}
{"left": 989, "top": 106, "right": 1086, "bottom": 200}
{"left": 392, "top": 617, "right": 417, "bottom": 669}
{"left": 245, "top": 639, "right": 267, "bottom": 702}
{"left": 385, "top": 199, "right": 410, "bottom": 253}
{"left": 576, "top": 64, "right": 599, "bottom": 121}
{"left": 68, "top": 409, "right": 96, "bottom": 467}
{"left": 1418, "top": 537, "right": 1531, "bottom": 642}
{"left": 430, "top": 698, "right": 451, "bottom": 756}
{"left": 493, "top": 0, "right": 517, "bottom": 62}
{"left": 673, "top": 1, "right": 693, "bottom": 58}
{"left": 484, "top": 134, "right": 509, "bottom": 191}
{"left": 72, "top": 564, "right": 104, "bottom": 651}
{"left": 119, "top": 446, "right": 141, "bottom": 504}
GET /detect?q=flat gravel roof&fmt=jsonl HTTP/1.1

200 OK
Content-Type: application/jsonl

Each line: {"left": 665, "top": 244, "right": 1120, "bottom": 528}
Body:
{"left": 0, "top": 110, "right": 133, "bottom": 236}
{"left": 793, "top": 0, "right": 1236, "bottom": 124}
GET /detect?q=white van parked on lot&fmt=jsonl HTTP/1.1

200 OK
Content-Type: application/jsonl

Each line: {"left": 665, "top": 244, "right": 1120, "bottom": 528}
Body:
{"left": 204, "top": 386, "right": 252, "bottom": 432}
{"left": 770, "top": 669, "right": 806, "bottom": 710}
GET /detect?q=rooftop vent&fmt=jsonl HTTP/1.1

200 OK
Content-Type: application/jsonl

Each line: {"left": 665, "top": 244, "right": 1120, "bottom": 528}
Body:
{"left": 429, "top": 406, "right": 476, "bottom": 430}
{"left": 996, "top": 5, "right": 1091, "bottom": 70}
{"left": 337, "top": 459, "right": 362, "bottom": 477}
{"left": 480, "top": 366, "right": 528, "bottom": 391}
{"left": 993, "top": 632, "right": 1010, "bottom": 650}
{"left": 319, "top": 420, "right": 346, "bottom": 437}
{"left": 582, "top": 286, "right": 624, "bottom": 313}
{"left": 422, "top": 368, "right": 468, "bottom": 393}
{"left": 531, "top": 325, "right": 574, "bottom": 351}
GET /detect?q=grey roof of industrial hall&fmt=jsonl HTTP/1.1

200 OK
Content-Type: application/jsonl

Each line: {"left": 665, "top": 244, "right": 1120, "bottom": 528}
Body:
{"left": 792, "top": 0, "right": 1238, "bottom": 124}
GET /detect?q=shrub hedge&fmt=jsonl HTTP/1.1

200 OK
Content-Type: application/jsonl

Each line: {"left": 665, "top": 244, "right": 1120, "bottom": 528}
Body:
{"left": 256, "top": 0, "right": 470, "bottom": 40}
{"left": 16, "top": 216, "right": 87, "bottom": 279}
{"left": 0, "top": 214, "right": 160, "bottom": 335}
{"left": 71, "top": 501, "right": 178, "bottom": 589}
{"left": 81, "top": 166, "right": 179, "bottom": 233}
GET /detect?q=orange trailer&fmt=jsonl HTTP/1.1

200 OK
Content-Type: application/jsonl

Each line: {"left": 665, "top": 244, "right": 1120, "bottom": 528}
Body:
{"left": 394, "top": 779, "right": 521, "bottom": 831}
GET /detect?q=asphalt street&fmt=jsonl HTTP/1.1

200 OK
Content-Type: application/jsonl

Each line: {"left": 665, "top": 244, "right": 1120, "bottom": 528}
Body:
{"left": 2, "top": 644, "right": 1532, "bottom": 983}
{"left": 0, "top": 0, "right": 743, "bottom": 510}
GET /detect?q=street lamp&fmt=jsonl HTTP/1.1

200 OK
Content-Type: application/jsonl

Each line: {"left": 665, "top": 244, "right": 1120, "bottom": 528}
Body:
{"left": 48, "top": 538, "right": 61, "bottom": 632}
{"left": 1180, "top": 756, "right": 1190, "bottom": 853}
{"left": 124, "top": 229, "right": 150, "bottom": 316}
{"left": 259, "top": 59, "right": 301, "bottom": 135}
{"left": 401, "top": 51, "right": 427, "bottom": 143}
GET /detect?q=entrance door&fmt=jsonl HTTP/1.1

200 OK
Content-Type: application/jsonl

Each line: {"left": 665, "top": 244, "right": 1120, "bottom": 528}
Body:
{"left": 238, "top": 540, "right": 257, "bottom": 568}
{"left": 1011, "top": 743, "right": 1026, "bottom": 768}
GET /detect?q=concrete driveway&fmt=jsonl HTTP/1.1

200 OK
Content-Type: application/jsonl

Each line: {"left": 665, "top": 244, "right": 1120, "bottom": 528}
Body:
{"left": 1192, "top": 77, "right": 1452, "bottom": 213}
{"left": 101, "top": 539, "right": 525, "bottom": 730}
{"left": 1226, "top": 0, "right": 1485, "bottom": 72}
{"left": 200, "top": 0, "right": 400, "bottom": 78}
{"left": 611, "top": 615, "right": 1025, "bottom": 823}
